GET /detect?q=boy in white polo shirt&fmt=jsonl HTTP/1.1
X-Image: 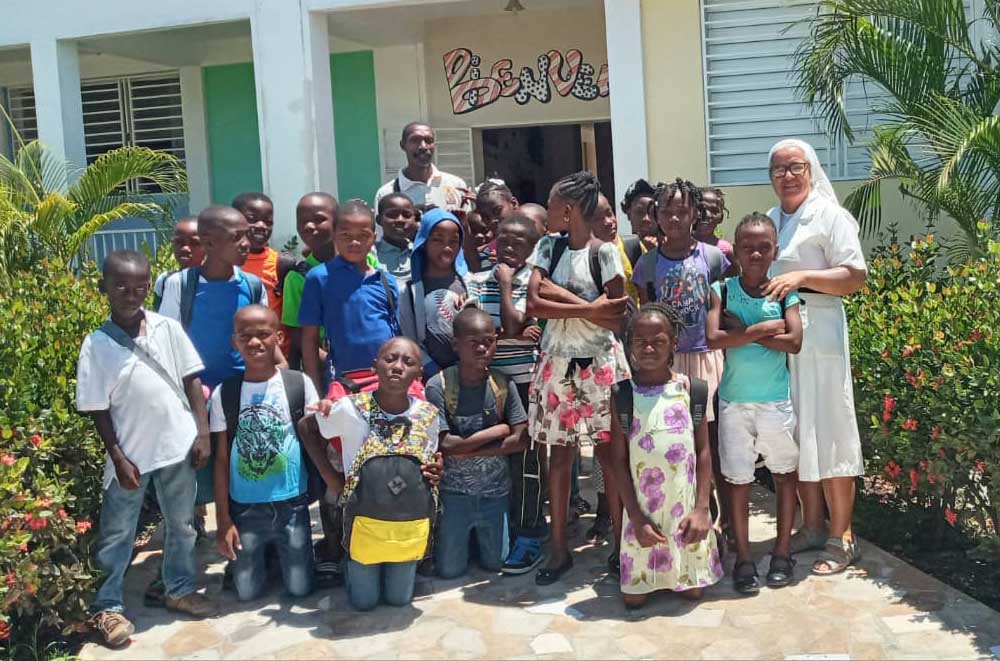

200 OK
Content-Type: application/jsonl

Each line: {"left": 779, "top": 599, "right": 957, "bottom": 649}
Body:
{"left": 76, "top": 251, "right": 218, "bottom": 648}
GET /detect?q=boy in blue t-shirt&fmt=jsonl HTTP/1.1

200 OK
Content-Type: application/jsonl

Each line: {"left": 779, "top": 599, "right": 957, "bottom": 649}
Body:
{"left": 706, "top": 212, "right": 803, "bottom": 595}
{"left": 211, "top": 305, "right": 319, "bottom": 601}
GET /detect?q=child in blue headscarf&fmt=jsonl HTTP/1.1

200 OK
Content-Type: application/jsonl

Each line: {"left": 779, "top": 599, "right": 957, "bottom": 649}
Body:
{"left": 399, "top": 208, "right": 469, "bottom": 379}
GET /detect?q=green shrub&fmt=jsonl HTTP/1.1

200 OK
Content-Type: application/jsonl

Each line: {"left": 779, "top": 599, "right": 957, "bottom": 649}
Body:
{"left": 848, "top": 226, "right": 999, "bottom": 549}
{"left": 0, "top": 261, "right": 108, "bottom": 645}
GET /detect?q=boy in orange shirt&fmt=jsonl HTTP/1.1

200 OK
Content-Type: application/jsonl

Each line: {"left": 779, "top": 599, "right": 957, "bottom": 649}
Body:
{"left": 233, "top": 192, "right": 288, "bottom": 354}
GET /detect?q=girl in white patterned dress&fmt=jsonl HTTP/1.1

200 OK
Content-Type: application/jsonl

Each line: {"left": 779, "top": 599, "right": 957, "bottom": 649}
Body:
{"left": 610, "top": 303, "right": 723, "bottom": 608}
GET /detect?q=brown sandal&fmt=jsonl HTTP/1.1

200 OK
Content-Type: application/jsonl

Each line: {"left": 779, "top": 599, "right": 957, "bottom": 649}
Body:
{"left": 812, "top": 536, "right": 860, "bottom": 575}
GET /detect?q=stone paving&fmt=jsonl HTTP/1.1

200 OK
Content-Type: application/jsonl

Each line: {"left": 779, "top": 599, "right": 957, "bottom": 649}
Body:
{"left": 79, "top": 480, "right": 1000, "bottom": 660}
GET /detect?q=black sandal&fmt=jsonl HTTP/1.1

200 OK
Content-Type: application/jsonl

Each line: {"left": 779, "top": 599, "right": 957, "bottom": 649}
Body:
{"left": 535, "top": 556, "right": 573, "bottom": 585}
{"left": 732, "top": 560, "right": 761, "bottom": 595}
{"left": 766, "top": 555, "right": 796, "bottom": 588}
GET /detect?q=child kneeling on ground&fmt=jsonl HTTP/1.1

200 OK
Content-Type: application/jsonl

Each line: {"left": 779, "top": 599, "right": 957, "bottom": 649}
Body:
{"left": 706, "top": 212, "right": 803, "bottom": 594}
{"left": 212, "top": 305, "right": 319, "bottom": 601}
{"left": 610, "top": 304, "right": 724, "bottom": 609}
{"left": 425, "top": 307, "right": 528, "bottom": 578}
{"left": 299, "top": 337, "right": 443, "bottom": 611}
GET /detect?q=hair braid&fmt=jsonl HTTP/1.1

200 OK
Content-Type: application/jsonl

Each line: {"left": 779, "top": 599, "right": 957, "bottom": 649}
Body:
{"left": 623, "top": 302, "right": 685, "bottom": 371}
{"left": 554, "top": 170, "right": 602, "bottom": 221}
{"left": 733, "top": 211, "right": 777, "bottom": 244}
{"left": 652, "top": 178, "right": 702, "bottom": 237}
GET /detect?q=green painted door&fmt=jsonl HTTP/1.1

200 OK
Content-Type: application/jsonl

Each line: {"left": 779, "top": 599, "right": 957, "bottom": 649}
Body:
{"left": 202, "top": 63, "right": 262, "bottom": 205}
{"left": 330, "top": 51, "right": 381, "bottom": 203}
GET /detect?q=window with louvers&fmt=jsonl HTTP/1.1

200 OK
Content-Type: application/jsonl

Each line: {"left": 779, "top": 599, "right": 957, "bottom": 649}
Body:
{"left": 5, "top": 71, "right": 185, "bottom": 193}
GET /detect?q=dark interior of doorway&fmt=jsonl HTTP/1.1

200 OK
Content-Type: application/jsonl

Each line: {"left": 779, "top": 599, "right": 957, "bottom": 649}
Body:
{"left": 481, "top": 122, "right": 614, "bottom": 206}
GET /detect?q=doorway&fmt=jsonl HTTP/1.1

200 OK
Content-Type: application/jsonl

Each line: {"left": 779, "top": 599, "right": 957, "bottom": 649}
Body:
{"left": 480, "top": 121, "right": 614, "bottom": 206}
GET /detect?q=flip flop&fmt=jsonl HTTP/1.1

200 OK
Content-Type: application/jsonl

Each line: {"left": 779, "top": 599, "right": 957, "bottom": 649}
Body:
{"left": 535, "top": 556, "right": 573, "bottom": 586}
{"left": 812, "top": 536, "right": 860, "bottom": 575}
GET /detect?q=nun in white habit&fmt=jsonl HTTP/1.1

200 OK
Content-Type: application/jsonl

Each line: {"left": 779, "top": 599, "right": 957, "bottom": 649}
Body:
{"left": 762, "top": 138, "right": 868, "bottom": 575}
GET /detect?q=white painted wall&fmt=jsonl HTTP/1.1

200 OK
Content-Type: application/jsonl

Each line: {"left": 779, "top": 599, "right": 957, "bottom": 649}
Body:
{"left": 373, "top": 43, "right": 427, "bottom": 179}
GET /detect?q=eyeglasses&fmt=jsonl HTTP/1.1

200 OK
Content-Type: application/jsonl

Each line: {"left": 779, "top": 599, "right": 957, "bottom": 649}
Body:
{"left": 770, "top": 162, "right": 809, "bottom": 178}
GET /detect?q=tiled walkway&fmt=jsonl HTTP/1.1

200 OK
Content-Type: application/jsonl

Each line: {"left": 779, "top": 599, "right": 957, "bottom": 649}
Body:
{"left": 79, "top": 484, "right": 1000, "bottom": 660}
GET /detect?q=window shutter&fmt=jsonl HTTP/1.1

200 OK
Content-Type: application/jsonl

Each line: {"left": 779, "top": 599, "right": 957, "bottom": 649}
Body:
{"left": 4, "top": 87, "right": 39, "bottom": 145}
{"left": 432, "top": 128, "right": 475, "bottom": 187}
{"left": 81, "top": 78, "right": 126, "bottom": 165}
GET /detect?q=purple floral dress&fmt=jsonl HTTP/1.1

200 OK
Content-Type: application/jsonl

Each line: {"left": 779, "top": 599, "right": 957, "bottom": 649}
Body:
{"left": 620, "top": 376, "right": 723, "bottom": 595}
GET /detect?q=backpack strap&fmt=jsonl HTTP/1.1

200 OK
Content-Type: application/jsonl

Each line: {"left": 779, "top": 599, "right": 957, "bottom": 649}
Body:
{"left": 703, "top": 243, "right": 725, "bottom": 284}
{"left": 487, "top": 369, "right": 508, "bottom": 419}
{"left": 688, "top": 376, "right": 709, "bottom": 430}
{"left": 280, "top": 369, "right": 306, "bottom": 431}
{"left": 621, "top": 235, "right": 643, "bottom": 269}
{"left": 393, "top": 177, "right": 401, "bottom": 194}
{"left": 179, "top": 267, "right": 200, "bottom": 330}
{"left": 613, "top": 380, "right": 633, "bottom": 440}
{"left": 588, "top": 244, "right": 604, "bottom": 293}
{"left": 241, "top": 270, "right": 264, "bottom": 305}
{"left": 98, "top": 319, "right": 191, "bottom": 411}
{"left": 220, "top": 373, "right": 245, "bottom": 444}
{"left": 548, "top": 235, "right": 569, "bottom": 278}
{"left": 719, "top": 279, "right": 728, "bottom": 314}
{"left": 440, "top": 365, "right": 461, "bottom": 419}
{"left": 378, "top": 270, "right": 399, "bottom": 331}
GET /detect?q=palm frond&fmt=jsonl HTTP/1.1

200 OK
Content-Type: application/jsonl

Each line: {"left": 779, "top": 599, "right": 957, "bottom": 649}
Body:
{"left": 68, "top": 201, "right": 165, "bottom": 259}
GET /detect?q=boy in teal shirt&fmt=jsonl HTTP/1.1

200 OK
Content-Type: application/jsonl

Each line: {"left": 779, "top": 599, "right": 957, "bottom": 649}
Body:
{"left": 706, "top": 212, "right": 803, "bottom": 595}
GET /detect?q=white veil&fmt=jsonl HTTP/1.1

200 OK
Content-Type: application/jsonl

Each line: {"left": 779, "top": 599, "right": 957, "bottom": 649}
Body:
{"left": 768, "top": 138, "right": 838, "bottom": 205}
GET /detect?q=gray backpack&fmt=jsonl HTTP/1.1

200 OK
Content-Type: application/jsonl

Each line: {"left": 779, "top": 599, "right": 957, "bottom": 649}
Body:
{"left": 633, "top": 242, "right": 725, "bottom": 303}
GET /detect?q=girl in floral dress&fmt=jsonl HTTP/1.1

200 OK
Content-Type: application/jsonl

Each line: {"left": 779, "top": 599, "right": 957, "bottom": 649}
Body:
{"left": 610, "top": 303, "right": 723, "bottom": 607}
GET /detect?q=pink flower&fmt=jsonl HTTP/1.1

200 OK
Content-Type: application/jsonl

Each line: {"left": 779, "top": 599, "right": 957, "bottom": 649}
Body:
{"left": 909, "top": 469, "right": 919, "bottom": 495}
{"left": 17, "top": 542, "right": 28, "bottom": 553}
{"left": 882, "top": 395, "right": 896, "bottom": 423}
{"left": 628, "top": 417, "right": 641, "bottom": 439}
{"left": 710, "top": 549, "right": 723, "bottom": 577}
{"left": 546, "top": 391, "right": 560, "bottom": 410}
{"left": 558, "top": 407, "right": 581, "bottom": 430}
{"left": 620, "top": 553, "right": 634, "bottom": 584}
{"left": 647, "top": 545, "right": 674, "bottom": 571}
{"left": 578, "top": 367, "right": 593, "bottom": 381}
{"left": 5, "top": 572, "right": 16, "bottom": 587}
{"left": 595, "top": 431, "right": 611, "bottom": 443}
{"left": 686, "top": 454, "right": 696, "bottom": 484}
{"left": 637, "top": 434, "right": 655, "bottom": 453}
{"left": 902, "top": 418, "right": 918, "bottom": 431}
{"left": 623, "top": 522, "right": 636, "bottom": 544}
{"left": 28, "top": 517, "right": 47, "bottom": 531}
{"left": 541, "top": 360, "right": 553, "bottom": 381}
{"left": 884, "top": 461, "right": 902, "bottom": 480}
{"left": 945, "top": 508, "right": 958, "bottom": 527}
{"left": 931, "top": 426, "right": 941, "bottom": 441}
{"left": 665, "top": 443, "right": 687, "bottom": 464}
{"left": 976, "top": 460, "right": 986, "bottom": 475}
{"left": 579, "top": 403, "right": 594, "bottom": 419}
{"left": 646, "top": 490, "right": 666, "bottom": 513}
{"left": 593, "top": 366, "right": 615, "bottom": 387}
{"left": 57, "top": 509, "right": 67, "bottom": 519}
{"left": 76, "top": 520, "right": 92, "bottom": 535}
{"left": 670, "top": 502, "right": 685, "bottom": 518}
{"left": 29, "top": 434, "right": 42, "bottom": 447}
{"left": 1, "top": 455, "right": 15, "bottom": 466}
{"left": 663, "top": 404, "right": 689, "bottom": 434}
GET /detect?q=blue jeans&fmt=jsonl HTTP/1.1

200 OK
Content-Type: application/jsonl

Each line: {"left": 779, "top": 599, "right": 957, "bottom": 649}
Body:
{"left": 230, "top": 493, "right": 314, "bottom": 601}
{"left": 435, "top": 493, "right": 509, "bottom": 579}
{"left": 346, "top": 559, "right": 418, "bottom": 611}
{"left": 92, "top": 459, "right": 197, "bottom": 613}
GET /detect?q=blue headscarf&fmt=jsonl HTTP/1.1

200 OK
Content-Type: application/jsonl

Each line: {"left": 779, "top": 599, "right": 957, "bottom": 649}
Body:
{"left": 410, "top": 207, "right": 469, "bottom": 283}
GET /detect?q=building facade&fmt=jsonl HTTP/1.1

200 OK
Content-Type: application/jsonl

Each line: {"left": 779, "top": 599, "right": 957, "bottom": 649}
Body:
{"left": 0, "top": 0, "right": 955, "bottom": 246}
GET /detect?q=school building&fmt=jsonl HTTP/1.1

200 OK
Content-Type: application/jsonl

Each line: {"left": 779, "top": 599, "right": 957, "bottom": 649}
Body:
{"left": 0, "top": 0, "right": 936, "bottom": 247}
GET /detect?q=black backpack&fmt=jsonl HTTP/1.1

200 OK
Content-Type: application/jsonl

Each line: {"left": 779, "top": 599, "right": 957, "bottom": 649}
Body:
{"left": 614, "top": 377, "right": 710, "bottom": 438}
{"left": 220, "top": 368, "right": 325, "bottom": 502}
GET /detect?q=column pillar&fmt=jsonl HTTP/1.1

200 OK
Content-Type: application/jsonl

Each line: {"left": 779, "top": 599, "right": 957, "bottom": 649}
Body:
{"left": 29, "top": 39, "right": 86, "bottom": 190}
{"left": 250, "top": 1, "right": 336, "bottom": 243}
{"left": 604, "top": 0, "right": 649, "bottom": 233}
{"left": 179, "top": 66, "right": 211, "bottom": 213}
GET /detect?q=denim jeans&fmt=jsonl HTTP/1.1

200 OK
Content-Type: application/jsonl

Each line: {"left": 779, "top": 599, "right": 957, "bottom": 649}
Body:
{"left": 230, "top": 493, "right": 314, "bottom": 601}
{"left": 345, "top": 559, "right": 418, "bottom": 611}
{"left": 92, "top": 459, "right": 197, "bottom": 613}
{"left": 435, "top": 493, "right": 509, "bottom": 579}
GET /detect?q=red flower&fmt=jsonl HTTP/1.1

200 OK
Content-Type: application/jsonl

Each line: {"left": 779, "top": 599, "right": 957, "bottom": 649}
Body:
{"left": 970, "top": 329, "right": 983, "bottom": 342}
{"left": 882, "top": 395, "right": 896, "bottom": 423}
{"left": 558, "top": 407, "right": 581, "bottom": 430}
{"left": 541, "top": 360, "right": 553, "bottom": 382}
{"left": 76, "top": 520, "right": 92, "bottom": 535}
{"left": 976, "top": 460, "right": 986, "bottom": 475}
{"left": 579, "top": 402, "right": 594, "bottom": 419}
{"left": 593, "top": 366, "right": 615, "bottom": 387}
{"left": 30, "top": 434, "right": 42, "bottom": 447}
{"left": 28, "top": 517, "right": 48, "bottom": 531}
{"left": 0, "top": 621, "right": 9, "bottom": 641}
{"left": 546, "top": 391, "right": 560, "bottom": 410}
{"left": 930, "top": 426, "right": 941, "bottom": 441}
{"left": 57, "top": 509, "right": 67, "bottom": 519}
{"left": 909, "top": 468, "right": 919, "bottom": 495}
{"left": 17, "top": 542, "right": 28, "bottom": 553}
{"left": 884, "top": 461, "right": 902, "bottom": 480}
{"left": 928, "top": 474, "right": 937, "bottom": 484}
{"left": 919, "top": 460, "right": 928, "bottom": 471}
{"left": 595, "top": 431, "right": 611, "bottom": 443}
{"left": 5, "top": 572, "right": 16, "bottom": 587}
{"left": 24, "top": 513, "right": 33, "bottom": 522}
{"left": 0, "top": 455, "right": 15, "bottom": 466}
{"left": 945, "top": 508, "right": 958, "bottom": 527}
{"left": 902, "top": 418, "right": 918, "bottom": 431}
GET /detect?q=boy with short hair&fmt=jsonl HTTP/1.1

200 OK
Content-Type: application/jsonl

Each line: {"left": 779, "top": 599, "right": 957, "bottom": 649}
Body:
{"left": 426, "top": 307, "right": 528, "bottom": 579}
{"left": 466, "top": 214, "right": 547, "bottom": 573}
{"left": 212, "top": 305, "right": 319, "bottom": 601}
{"left": 153, "top": 216, "right": 203, "bottom": 310}
{"left": 706, "top": 212, "right": 803, "bottom": 594}
{"left": 158, "top": 205, "right": 278, "bottom": 506}
{"left": 376, "top": 192, "right": 419, "bottom": 281}
{"left": 233, "top": 192, "right": 286, "bottom": 350}
{"left": 77, "top": 251, "right": 218, "bottom": 648}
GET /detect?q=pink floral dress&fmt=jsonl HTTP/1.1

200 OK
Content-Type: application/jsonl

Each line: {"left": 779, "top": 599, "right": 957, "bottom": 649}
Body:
{"left": 619, "top": 375, "right": 723, "bottom": 595}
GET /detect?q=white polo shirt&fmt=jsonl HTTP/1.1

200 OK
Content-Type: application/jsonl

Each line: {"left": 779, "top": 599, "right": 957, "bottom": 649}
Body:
{"left": 374, "top": 165, "right": 468, "bottom": 212}
{"left": 76, "top": 312, "right": 204, "bottom": 488}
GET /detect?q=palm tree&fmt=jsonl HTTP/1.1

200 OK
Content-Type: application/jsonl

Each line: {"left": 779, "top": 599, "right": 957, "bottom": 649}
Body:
{"left": 0, "top": 113, "right": 187, "bottom": 277}
{"left": 796, "top": 0, "right": 1000, "bottom": 258}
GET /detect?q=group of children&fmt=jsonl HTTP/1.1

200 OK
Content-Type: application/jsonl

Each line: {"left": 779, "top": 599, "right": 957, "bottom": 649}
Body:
{"left": 76, "top": 166, "right": 807, "bottom": 648}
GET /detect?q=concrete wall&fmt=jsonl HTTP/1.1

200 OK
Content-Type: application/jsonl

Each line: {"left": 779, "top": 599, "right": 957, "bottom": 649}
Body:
{"left": 423, "top": 7, "right": 609, "bottom": 129}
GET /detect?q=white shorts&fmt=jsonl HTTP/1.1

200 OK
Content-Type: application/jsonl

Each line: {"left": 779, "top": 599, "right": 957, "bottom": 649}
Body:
{"left": 718, "top": 399, "right": 798, "bottom": 485}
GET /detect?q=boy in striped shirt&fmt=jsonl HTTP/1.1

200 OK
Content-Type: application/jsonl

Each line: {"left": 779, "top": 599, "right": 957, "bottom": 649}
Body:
{"left": 466, "top": 214, "right": 546, "bottom": 573}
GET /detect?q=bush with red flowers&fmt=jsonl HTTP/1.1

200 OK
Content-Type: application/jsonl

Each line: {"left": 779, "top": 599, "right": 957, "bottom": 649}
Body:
{"left": 847, "top": 227, "right": 999, "bottom": 552}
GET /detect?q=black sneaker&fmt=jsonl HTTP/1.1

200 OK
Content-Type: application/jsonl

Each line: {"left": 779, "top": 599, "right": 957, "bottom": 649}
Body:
{"left": 501, "top": 537, "right": 545, "bottom": 575}
{"left": 315, "top": 561, "right": 344, "bottom": 588}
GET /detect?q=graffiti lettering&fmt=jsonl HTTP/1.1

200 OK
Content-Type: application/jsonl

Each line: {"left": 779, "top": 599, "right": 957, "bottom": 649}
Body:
{"left": 443, "top": 47, "right": 609, "bottom": 114}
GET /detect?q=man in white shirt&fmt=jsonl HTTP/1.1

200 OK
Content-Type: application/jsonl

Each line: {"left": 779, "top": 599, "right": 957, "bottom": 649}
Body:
{"left": 374, "top": 122, "right": 469, "bottom": 213}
